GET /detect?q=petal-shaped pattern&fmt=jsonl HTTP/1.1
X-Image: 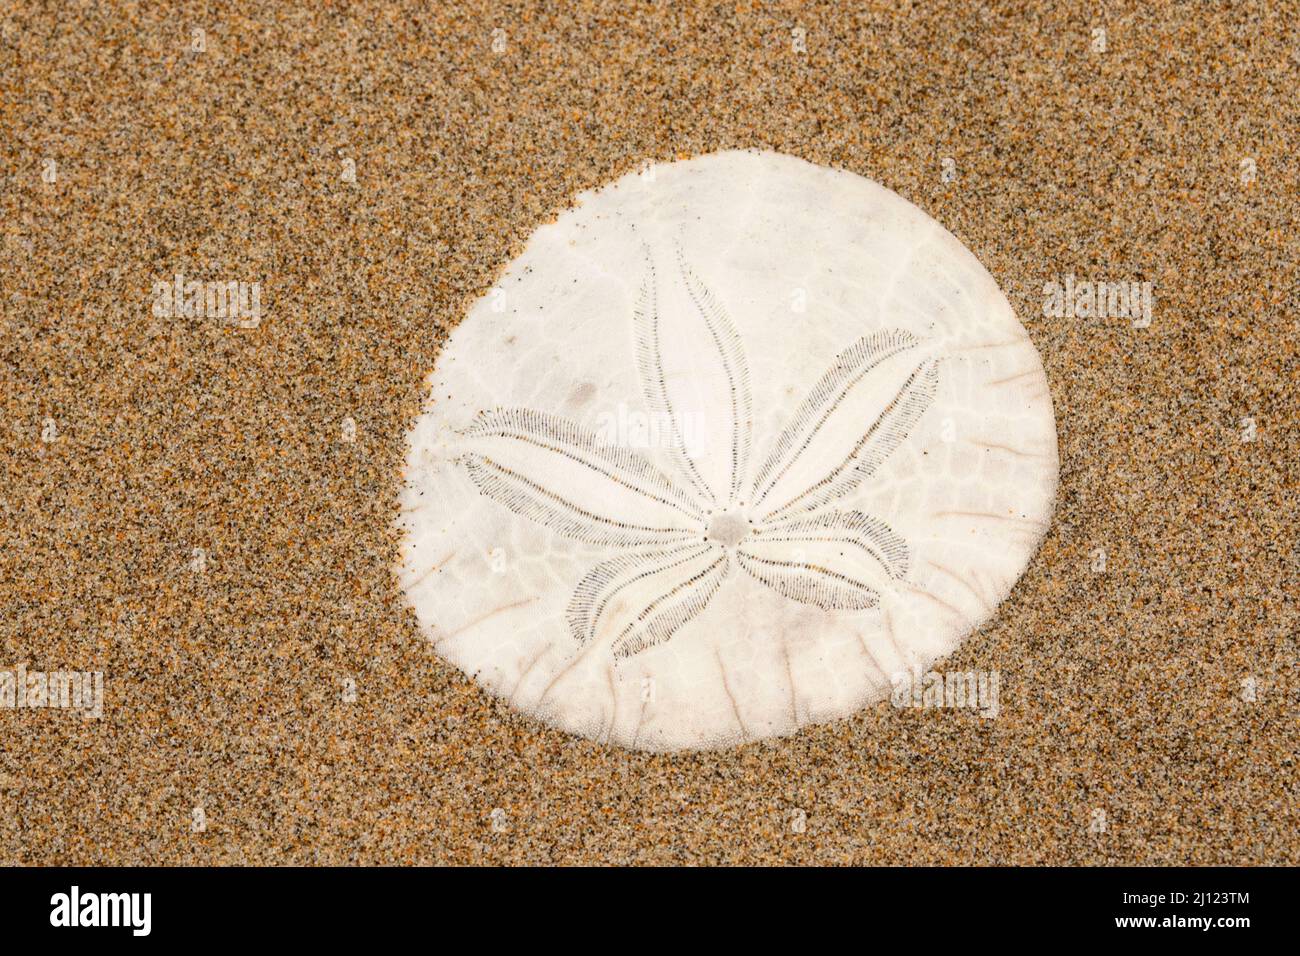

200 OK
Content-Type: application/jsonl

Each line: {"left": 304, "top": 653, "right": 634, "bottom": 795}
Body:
{"left": 632, "top": 245, "right": 753, "bottom": 509}
{"left": 462, "top": 407, "right": 703, "bottom": 548}
{"left": 566, "top": 543, "right": 730, "bottom": 658}
{"left": 737, "top": 510, "right": 909, "bottom": 610}
{"left": 750, "top": 329, "right": 938, "bottom": 523}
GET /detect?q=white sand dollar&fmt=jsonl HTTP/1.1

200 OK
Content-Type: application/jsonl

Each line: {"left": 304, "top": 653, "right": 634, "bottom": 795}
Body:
{"left": 398, "top": 150, "right": 1057, "bottom": 751}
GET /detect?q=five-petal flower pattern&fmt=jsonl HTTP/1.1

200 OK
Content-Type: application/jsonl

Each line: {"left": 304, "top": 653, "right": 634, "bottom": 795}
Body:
{"left": 459, "top": 246, "right": 939, "bottom": 658}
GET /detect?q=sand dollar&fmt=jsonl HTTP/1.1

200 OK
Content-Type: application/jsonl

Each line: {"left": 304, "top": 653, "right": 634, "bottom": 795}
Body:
{"left": 398, "top": 150, "right": 1058, "bottom": 751}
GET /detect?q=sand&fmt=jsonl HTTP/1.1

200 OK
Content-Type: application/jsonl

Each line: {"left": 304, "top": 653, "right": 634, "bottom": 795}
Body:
{"left": 0, "top": 0, "right": 1295, "bottom": 865}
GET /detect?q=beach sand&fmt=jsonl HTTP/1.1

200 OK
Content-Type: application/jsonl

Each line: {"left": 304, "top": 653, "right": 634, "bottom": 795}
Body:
{"left": 0, "top": 0, "right": 1295, "bottom": 864}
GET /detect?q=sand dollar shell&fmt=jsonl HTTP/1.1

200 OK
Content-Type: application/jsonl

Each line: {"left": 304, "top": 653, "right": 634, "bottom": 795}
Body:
{"left": 398, "top": 150, "right": 1057, "bottom": 751}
